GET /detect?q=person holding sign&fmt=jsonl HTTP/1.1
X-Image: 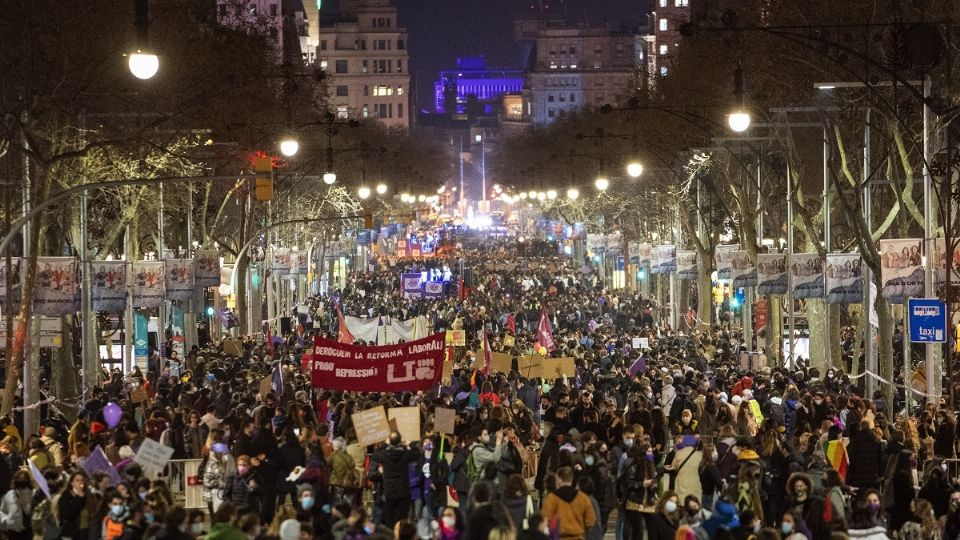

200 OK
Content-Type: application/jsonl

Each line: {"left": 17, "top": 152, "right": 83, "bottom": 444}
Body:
{"left": 370, "top": 432, "right": 421, "bottom": 529}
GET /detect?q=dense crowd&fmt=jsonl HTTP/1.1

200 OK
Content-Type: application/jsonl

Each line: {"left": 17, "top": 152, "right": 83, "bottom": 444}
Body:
{"left": 7, "top": 246, "right": 960, "bottom": 540}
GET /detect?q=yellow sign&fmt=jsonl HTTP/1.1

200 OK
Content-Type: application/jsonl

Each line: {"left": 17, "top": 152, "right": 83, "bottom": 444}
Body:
{"left": 748, "top": 399, "right": 765, "bottom": 424}
{"left": 446, "top": 330, "right": 466, "bottom": 346}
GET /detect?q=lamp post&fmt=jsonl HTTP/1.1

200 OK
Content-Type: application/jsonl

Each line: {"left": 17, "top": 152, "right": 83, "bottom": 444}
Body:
{"left": 727, "top": 62, "right": 751, "bottom": 133}
{"left": 128, "top": 0, "right": 159, "bottom": 80}
{"left": 476, "top": 133, "right": 486, "bottom": 206}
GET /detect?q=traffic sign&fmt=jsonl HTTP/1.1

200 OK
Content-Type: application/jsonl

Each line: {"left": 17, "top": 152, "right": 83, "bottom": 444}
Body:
{"left": 908, "top": 298, "right": 948, "bottom": 343}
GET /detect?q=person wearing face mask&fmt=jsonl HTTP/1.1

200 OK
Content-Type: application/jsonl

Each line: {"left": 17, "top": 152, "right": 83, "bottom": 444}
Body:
{"left": 697, "top": 442, "right": 723, "bottom": 512}
{"left": 779, "top": 509, "right": 811, "bottom": 540}
{"left": 100, "top": 492, "right": 129, "bottom": 540}
{"left": 940, "top": 491, "right": 960, "bottom": 540}
{"left": 647, "top": 491, "right": 681, "bottom": 540}
{"left": 847, "top": 499, "right": 891, "bottom": 540}
{"left": 435, "top": 505, "right": 465, "bottom": 540}
{"left": 731, "top": 509, "right": 761, "bottom": 540}
{"left": 117, "top": 501, "right": 148, "bottom": 540}
{"left": 582, "top": 447, "right": 614, "bottom": 532}
{"left": 223, "top": 455, "right": 259, "bottom": 512}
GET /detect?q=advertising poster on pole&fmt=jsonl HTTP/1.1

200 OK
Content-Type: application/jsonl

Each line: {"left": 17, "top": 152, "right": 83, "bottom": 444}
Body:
{"left": 194, "top": 250, "right": 220, "bottom": 288}
{"left": 825, "top": 253, "right": 863, "bottom": 304}
{"left": 715, "top": 245, "right": 738, "bottom": 280}
{"left": 165, "top": 259, "right": 195, "bottom": 301}
{"left": 729, "top": 250, "right": 757, "bottom": 288}
{"left": 933, "top": 238, "right": 960, "bottom": 285}
{"left": 651, "top": 245, "right": 677, "bottom": 274}
{"left": 638, "top": 243, "right": 653, "bottom": 264}
{"left": 790, "top": 253, "right": 824, "bottom": 299}
{"left": 271, "top": 247, "right": 291, "bottom": 276}
{"left": 676, "top": 250, "right": 698, "bottom": 280}
{"left": 292, "top": 250, "right": 309, "bottom": 275}
{"left": 880, "top": 238, "right": 924, "bottom": 304}
{"left": 0, "top": 258, "right": 22, "bottom": 311}
{"left": 628, "top": 242, "right": 641, "bottom": 264}
{"left": 134, "top": 311, "right": 149, "bottom": 371}
{"left": 92, "top": 260, "right": 128, "bottom": 312}
{"left": 130, "top": 261, "right": 165, "bottom": 308}
{"left": 34, "top": 257, "right": 79, "bottom": 316}
{"left": 756, "top": 253, "right": 787, "bottom": 295}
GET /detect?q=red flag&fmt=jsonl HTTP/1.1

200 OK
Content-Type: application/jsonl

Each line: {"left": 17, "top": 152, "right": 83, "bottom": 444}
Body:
{"left": 481, "top": 330, "right": 492, "bottom": 375}
{"left": 506, "top": 313, "right": 516, "bottom": 334}
{"left": 536, "top": 307, "right": 556, "bottom": 352}
{"left": 263, "top": 322, "right": 275, "bottom": 357}
{"left": 336, "top": 304, "right": 355, "bottom": 344}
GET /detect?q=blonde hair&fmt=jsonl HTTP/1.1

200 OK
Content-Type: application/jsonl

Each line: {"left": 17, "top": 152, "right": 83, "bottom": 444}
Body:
{"left": 488, "top": 526, "right": 517, "bottom": 540}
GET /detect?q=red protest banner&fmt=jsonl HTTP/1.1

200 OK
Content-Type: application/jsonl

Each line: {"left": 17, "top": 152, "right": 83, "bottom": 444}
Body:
{"left": 310, "top": 333, "right": 445, "bottom": 392}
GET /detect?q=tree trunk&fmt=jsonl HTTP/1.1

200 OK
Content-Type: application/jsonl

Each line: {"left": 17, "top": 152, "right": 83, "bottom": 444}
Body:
{"left": 51, "top": 315, "right": 78, "bottom": 422}
{"left": 807, "top": 298, "right": 827, "bottom": 372}
{"left": 768, "top": 295, "right": 783, "bottom": 367}
{"left": 236, "top": 250, "right": 250, "bottom": 335}
{"left": 876, "top": 293, "right": 895, "bottom": 412}
{"left": 697, "top": 271, "right": 713, "bottom": 330}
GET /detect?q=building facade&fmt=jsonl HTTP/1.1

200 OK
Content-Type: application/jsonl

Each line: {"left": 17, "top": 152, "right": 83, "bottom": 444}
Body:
{"left": 522, "top": 25, "right": 637, "bottom": 124}
{"left": 647, "top": 0, "right": 691, "bottom": 79}
{"left": 216, "top": 0, "right": 318, "bottom": 64}
{"left": 316, "top": 0, "right": 410, "bottom": 128}
{"left": 434, "top": 57, "right": 525, "bottom": 115}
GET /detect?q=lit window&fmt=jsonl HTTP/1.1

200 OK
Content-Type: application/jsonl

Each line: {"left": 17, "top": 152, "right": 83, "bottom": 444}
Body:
{"left": 570, "top": 63, "right": 578, "bottom": 69}
{"left": 660, "top": 19, "right": 668, "bottom": 31}
{"left": 397, "top": 86, "right": 404, "bottom": 95}
{"left": 676, "top": 0, "right": 688, "bottom": 5}
{"left": 373, "top": 85, "right": 393, "bottom": 96}
{"left": 659, "top": 45, "right": 668, "bottom": 55}
{"left": 661, "top": 66, "right": 669, "bottom": 76}
{"left": 660, "top": 0, "right": 667, "bottom": 6}
{"left": 336, "top": 106, "right": 348, "bottom": 119}
{"left": 362, "top": 105, "right": 369, "bottom": 118}
{"left": 550, "top": 61, "right": 557, "bottom": 69}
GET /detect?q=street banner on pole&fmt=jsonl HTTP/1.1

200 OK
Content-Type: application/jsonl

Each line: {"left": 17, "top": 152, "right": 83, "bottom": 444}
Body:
{"left": 309, "top": 333, "right": 445, "bottom": 392}
{"left": 676, "top": 250, "right": 698, "bottom": 280}
{"left": 729, "top": 250, "right": 757, "bottom": 288}
{"left": 790, "top": 253, "right": 824, "bottom": 299}
{"left": 715, "top": 245, "right": 738, "bottom": 280}
{"left": 0, "top": 258, "right": 22, "bottom": 310}
{"left": 34, "top": 257, "right": 79, "bottom": 316}
{"left": 165, "top": 259, "right": 195, "bottom": 301}
{"left": 292, "top": 250, "right": 309, "bottom": 275}
{"left": 271, "top": 247, "right": 291, "bottom": 276}
{"left": 194, "top": 250, "right": 220, "bottom": 289}
{"left": 130, "top": 261, "right": 165, "bottom": 308}
{"left": 880, "top": 238, "right": 924, "bottom": 304}
{"left": 933, "top": 238, "right": 960, "bottom": 285}
{"left": 92, "top": 260, "right": 127, "bottom": 312}
{"left": 756, "top": 254, "right": 787, "bottom": 295}
{"left": 651, "top": 245, "right": 677, "bottom": 274}
{"left": 134, "top": 311, "right": 149, "bottom": 371}
{"left": 825, "top": 253, "right": 863, "bottom": 304}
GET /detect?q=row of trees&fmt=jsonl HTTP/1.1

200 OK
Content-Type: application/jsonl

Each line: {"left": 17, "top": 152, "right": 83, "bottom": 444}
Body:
{"left": 492, "top": 0, "right": 960, "bottom": 406}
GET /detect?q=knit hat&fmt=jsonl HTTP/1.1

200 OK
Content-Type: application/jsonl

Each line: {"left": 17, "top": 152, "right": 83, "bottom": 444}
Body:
{"left": 118, "top": 446, "right": 134, "bottom": 459}
{"left": 296, "top": 483, "right": 314, "bottom": 498}
{"left": 279, "top": 519, "right": 300, "bottom": 540}
{"left": 731, "top": 395, "right": 743, "bottom": 406}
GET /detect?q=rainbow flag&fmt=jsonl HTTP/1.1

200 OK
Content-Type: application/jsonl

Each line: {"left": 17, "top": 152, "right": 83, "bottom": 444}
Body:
{"left": 823, "top": 440, "right": 848, "bottom": 480}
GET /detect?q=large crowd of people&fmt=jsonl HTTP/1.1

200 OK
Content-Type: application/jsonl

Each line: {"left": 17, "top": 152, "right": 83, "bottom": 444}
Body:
{"left": 8, "top": 243, "right": 960, "bottom": 540}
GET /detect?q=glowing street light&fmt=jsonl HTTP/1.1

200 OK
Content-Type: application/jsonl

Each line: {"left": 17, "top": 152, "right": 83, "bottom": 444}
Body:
{"left": 728, "top": 111, "right": 752, "bottom": 133}
{"left": 279, "top": 138, "right": 300, "bottom": 157}
{"left": 728, "top": 62, "right": 751, "bottom": 133}
{"left": 323, "top": 172, "right": 337, "bottom": 185}
{"left": 626, "top": 162, "right": 644, "bottom": 178}
{"left": 546, "top": 189, "right": 558, "bottom": 200}
{"left": 357, "top": 186, "right": 371, "bottom": 199}
{"left": 536, "top": 192, "right": 546, "bottom": 201}
{"left": 567, "top": 188, "right": 579, "bottom": 200}
{"left": 595, "top": 177, "right": 610, "bottom": 191}
{"left": 376, "top": 183, "right": 388, "bottom": 195}
{"left": 417, "top": 194, "right": 426, "bottom": 202}
{"left": 128, "top": 51, "right": 159, "bottom": 80}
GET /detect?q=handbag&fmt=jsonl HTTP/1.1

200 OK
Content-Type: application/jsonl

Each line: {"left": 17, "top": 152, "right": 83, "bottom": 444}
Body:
{"left": 668, "top": 448, "right": 697, "bottom": 491}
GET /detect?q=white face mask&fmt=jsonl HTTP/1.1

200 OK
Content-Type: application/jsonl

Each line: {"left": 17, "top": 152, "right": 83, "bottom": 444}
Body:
{"left": 191, "top": 523, "right": 204, "bottom": 535}
{"left": 441, "top": 516, "right": 456, "bottom": 528}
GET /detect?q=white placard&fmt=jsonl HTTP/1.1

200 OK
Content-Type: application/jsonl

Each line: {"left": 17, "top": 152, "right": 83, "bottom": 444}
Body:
{"left": 133, "top": 438, "right": 175, "bottom": 474}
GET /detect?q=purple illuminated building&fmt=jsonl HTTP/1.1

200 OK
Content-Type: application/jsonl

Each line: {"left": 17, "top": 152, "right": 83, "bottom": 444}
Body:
{"left": 433, "top": 57, "right": 524, "bottom": 115}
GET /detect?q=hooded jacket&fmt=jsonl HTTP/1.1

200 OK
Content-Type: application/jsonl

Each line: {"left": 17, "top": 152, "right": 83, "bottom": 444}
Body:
{"left": 541, "top": 485, "right": 596, "bottom": 540}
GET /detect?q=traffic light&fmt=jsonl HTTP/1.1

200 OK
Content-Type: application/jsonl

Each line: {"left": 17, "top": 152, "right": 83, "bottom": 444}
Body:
{"left": 363, "top": 210, "right": 373, "bottom": 229}
{"left": 254, "top": 156, "right": 273, "bottom": 201}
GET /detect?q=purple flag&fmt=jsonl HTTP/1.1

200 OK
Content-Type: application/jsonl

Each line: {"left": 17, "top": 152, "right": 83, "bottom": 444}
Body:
{"left": 84, "top": 446, "right": 122, "bottom": 486}
{"left": 629, "top": 356, "right": 647, "bottom": 376}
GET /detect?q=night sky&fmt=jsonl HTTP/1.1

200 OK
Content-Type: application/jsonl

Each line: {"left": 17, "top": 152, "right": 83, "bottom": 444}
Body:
{"left": 389, "top": 0, "right": 653, "bottom": 111}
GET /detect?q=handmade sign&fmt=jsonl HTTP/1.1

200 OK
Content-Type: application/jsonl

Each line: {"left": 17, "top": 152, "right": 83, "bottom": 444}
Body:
{"left": 352, "top": 406, "right": 391, "bottom": 447}
{"left": 433, "top": 407, "right": 456, "bottom": 435}
{"left": 133, "top": 438, "right": 175, "bottom": 475}
{"left": 388, "top": 406, "right": 421, "bottom": 443}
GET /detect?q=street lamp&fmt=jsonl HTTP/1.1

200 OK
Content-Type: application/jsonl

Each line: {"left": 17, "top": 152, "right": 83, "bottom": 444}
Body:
{"left": 357, "top": 186, "right": 371, "bottom": 199}
{"left": 128, "top": 51, "right": 160, "bottom": 80}
{"left": 536, "top": 191, "right": 546, "bottom": 201}
{"left": 567, "top": 188, "right": 580, "bottom": 200}
{"left": 279, "top": 138, "right": 300, "bottom": 157}
{"left": 518, "top": 192, "right": 528, "bottom": 200}
{"left": 595, "top": 177, "right": 610, "bottom": 191}
{"left": 627, "top": 162, "right": 644, "bottom": 178}
{"left": 527, "top": 190, "right": 537, "bottom": 199}
{"left": 400, "top": 192, "right": 411, "bottom": 202}
{"left": 323, "top": 172, "right": 337, "bottom": 185}
{"left": 546, "top": 189, "right": 558, "bottom": 200}
{"left": 376, "top": 183, "right": 388, "bottom": 195}
{"left": 418, "top": 194, "right": 426, "bottom": 202}
{"left": 727, "top": 62, "right": 751, "bottom": 133}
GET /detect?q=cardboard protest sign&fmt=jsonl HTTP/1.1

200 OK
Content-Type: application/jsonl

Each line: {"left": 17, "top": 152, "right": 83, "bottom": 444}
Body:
{"left": 133, "top": 438, "right": 175, "bottom": 475}
{"left": 352, "top": 406, "right": 391, "bottom": 447}
{"left": 446, "top": 330, "right": 466, "bottom": 346}
{"left": 433, "top": 407, "right": 456, "bottom": 435}
{"left": 259, "top": 376, "right": 273, "bottom": 400}
{"left": 490, "top": 352, "right": 513, "bottom": 374}
{"left": 518, "top": 355, "right": 543, "bottom": 379}
{"left": 130, "top": 387, "right": 149, "bottom": 403}
{"left": 503, "top": 334, "right": 515, "bottom": 348}
{"left": 388, "top": 406, "right": 421, "bottom": 443}
{"left": 541, "top": 357, "right": 576, "bottom": 379}
{"left": 223, "top": 339, "right": 243, "bottom": 357}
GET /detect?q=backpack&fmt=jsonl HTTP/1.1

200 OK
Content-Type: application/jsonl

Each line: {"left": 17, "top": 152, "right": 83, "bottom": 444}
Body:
{"left": 466, "top": 446, "right": 482, "bottom": 483}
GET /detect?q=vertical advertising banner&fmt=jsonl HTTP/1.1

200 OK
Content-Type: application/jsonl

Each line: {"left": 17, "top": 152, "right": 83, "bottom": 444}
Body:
{"left": 0, "top": 258, "right": 22, "bottom": 311}
{"left": 676, "top": 250, "right": 698, "bottom": 280}
{"left": 715, "top": 245, "right": 739, "bottom": 280}
{"left": 170, "top": 304, "right": 186, "bottom": 360}
{"left": 729, "top": 250, "right": 757, "bottom": 288}
{"left": 756, "top": 253, "right": 787, "bottom": 295}
{"left": 34, "top": 257, "right": 79, "bottom": 316}
{"left": 825, "top": 253, "right": 863, "bottom": 304}
{"left": 130, "top": 261, "right": 165, "bottom": 308}
{"left": 271, "top": 247, "right": 291, "bottom": 276}
{"left": 651, "top": 245, "right": 677, "bottom": 274}
{"left": 790, "top": 253, "right": 824, "bottom": 299}
{"left": 165, "top": 259, "right": 195, "bottom": 301}
{"left": 92, "top": 260, "right": 128, "bottom": 312}
{"left": 134, "top": 311, "right": 149, "bottom": 371}
{"left": 880, "top": 238, "right": 924, "bottom": 304}
{"left": 934, "top": 238, "right": 960, "bottom": 285}
{"left": 194, "top": 250, "right": 220, "bottom": 289}
{"left": 628, "top": 242, "right": 641, "bottom": 264}
{"left": 292, "top": 250, "right": 310, "bottom": 275}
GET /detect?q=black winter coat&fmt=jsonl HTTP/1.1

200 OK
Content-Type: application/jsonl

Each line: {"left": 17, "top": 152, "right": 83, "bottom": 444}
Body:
{"left": 371, "top": 444, "right": 420, "bottom": 501}
{"left": 845, "top": 431, "right": 883, "bottom": 489}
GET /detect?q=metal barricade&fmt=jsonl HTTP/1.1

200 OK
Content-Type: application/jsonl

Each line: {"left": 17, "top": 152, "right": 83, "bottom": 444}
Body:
{"left": 149, "top": 458, "right": 205, "bottom": 509}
